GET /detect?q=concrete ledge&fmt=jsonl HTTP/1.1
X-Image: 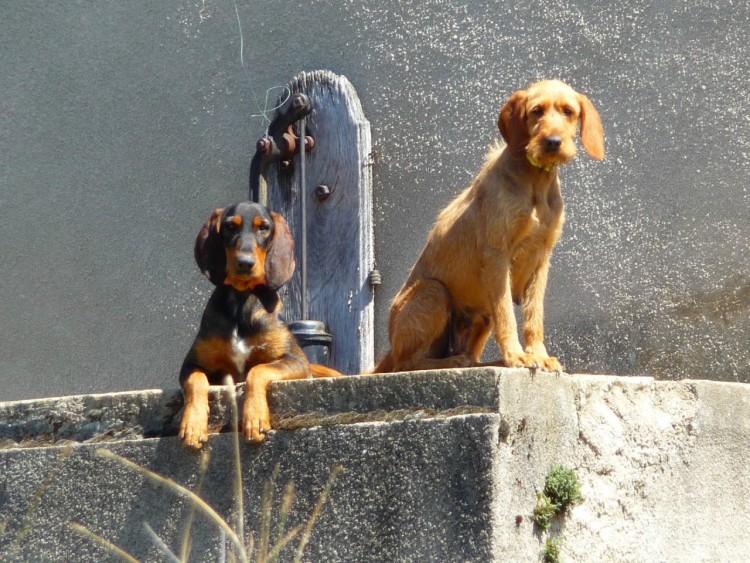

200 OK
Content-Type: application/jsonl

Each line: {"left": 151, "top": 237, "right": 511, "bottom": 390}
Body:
{"left": 0, "top": 368, "right": 506, "bottom": 447}
{"left": 0, "top": 388, "right": 186, "bottom": 447}
{"left": 1, "top": 369, "right": 749, "bottom": 561}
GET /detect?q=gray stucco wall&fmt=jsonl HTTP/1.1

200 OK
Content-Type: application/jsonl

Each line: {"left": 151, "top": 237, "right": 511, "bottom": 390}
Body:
{"left": 2, "top": 1, "right": 748, "bottom": 401}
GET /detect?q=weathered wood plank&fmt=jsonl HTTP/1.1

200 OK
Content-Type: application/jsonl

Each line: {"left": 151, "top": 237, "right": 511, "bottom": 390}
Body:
{"left": 264, "top": 70, "right": 374, "bottom": 375}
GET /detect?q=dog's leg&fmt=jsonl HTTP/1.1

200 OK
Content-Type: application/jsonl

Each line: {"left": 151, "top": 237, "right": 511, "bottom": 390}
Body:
{"left": 180, "top": 370, "right": 210, "bottom": 449}
{"left": 482, "top": 250, "right": 538, "bottom": 368}
{"left": 522, "top": 256, "right": 563, "bottom": 372}
{"left": 243, "top": 358, "right": 308, "bottom": 443}
{"left": 387, "top": 279, "right": 473, "bottom": 372}
{"left": 466, "top": 314, "right": 492, "bottom": 363}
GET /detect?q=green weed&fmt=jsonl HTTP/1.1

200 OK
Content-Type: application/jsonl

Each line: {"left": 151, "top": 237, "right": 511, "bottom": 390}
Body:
{"left": 532, "top": 465, "right": 583, "bottom": 563}
{"left": 543, "top": 465, "right": 583, "bottom": 513}
{"left": 532, "top": 491, "right": 558, "bottom": 532}
{"left": 543, "top": 536, "right": 563, "bottom": 563}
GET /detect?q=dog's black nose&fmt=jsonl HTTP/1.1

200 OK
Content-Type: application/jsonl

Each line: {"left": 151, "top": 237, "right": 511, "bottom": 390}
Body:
{"left": 235, "top": 255, "right": 256, "bottom": 272}
{"left": 544, "top": 136, "right": 563, "bottom": 152}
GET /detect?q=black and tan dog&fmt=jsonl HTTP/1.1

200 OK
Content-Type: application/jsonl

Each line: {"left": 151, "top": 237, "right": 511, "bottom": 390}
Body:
{"left": 180, "top": 202, "right": 339, "bottom": 449}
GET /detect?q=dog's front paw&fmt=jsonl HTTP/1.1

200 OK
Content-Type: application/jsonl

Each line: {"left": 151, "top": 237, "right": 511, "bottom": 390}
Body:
{"left": 504, "top": 351, "right": 539, "bottom": 369}
{"left": 180, "top": 403, "right": 209, "bottom": 450}
{"left": 519, "top": 344, "right": 564, "bottom": 373}
{"left": 539, "top": 355, "right": 563, "bottom": 374}
{"left": 243, "top": 394, "right": 271, "bottom": 444}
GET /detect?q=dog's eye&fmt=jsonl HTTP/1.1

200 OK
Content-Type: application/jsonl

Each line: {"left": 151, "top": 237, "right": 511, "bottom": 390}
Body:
{"left": 562, "top": 106, "right": 575, "bottom": 117}
{"left": 223, "top": 216, "right": 243, "bottom": 233}
{"left": 257, "top": 222, "right": 271, "bottom": 234}
{"left": 531, "top": 107, "right": 544, "bottom": 117}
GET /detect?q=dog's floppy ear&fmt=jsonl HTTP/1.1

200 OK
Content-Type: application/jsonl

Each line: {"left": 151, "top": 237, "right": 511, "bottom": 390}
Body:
{"left": 194, "top": 208, "right": 226, "bottom": 286}
{"left": 577, "top": 93, "right": 605, "bottom": 160}
{"left": 498, "top": 89, "right": 529, "bottom": 159}
{"left": 265, "top": 212, "right": 296, "bottom": 290}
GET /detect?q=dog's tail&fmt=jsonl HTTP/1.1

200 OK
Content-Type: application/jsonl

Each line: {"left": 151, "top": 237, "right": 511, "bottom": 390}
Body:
{"left": 310, "top": 364, "right": 345, "bottom": 378}
{"left": 369, "top": 352, "right": 395, "bottom": 374}
{"left": 310, "top": 354, "right": 396, "bottom": 377}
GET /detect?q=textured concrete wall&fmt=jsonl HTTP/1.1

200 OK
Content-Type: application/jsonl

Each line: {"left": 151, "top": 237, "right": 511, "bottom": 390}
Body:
{"left": 2, "top": 368, "right": 749, "bottom": 561}
{"left": 2, "top": 1, "right": 749, "bottom": 401}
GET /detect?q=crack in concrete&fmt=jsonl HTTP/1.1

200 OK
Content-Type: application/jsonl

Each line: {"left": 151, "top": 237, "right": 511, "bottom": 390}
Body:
{"left": 273, "top": 406, "right": 498, "bottom": 431}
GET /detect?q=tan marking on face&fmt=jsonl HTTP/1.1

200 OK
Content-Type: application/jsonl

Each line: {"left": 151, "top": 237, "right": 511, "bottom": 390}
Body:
{"left": 222, "top": 212, "right": 273, "bottom": 291}
{"left": 224, "top": 246, "right": 267, "bottom": 292}
{"left": 253, "top": 216, "right": 268, "bottom": 230}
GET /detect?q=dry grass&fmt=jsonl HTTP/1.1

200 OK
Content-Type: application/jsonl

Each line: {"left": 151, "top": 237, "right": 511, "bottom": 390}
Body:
{"left": 0, "top": 445, "right": 73, "bottom": 557}
{"left": 66, "top": 380, "right": 341, "bottom": 562}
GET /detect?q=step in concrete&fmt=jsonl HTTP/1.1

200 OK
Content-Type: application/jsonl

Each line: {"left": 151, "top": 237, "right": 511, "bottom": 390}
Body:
{"left": 1, "top": 368, "right": 748, "bottom": 561}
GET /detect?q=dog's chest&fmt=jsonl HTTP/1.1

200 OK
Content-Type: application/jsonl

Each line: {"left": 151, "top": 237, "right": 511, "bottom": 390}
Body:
{"left": 528, "top": 207, "right": 551, "bottom": 234}
{"left": 506, "top": 205, "right": 558, "bottom": 252}
{"left": 523, "top": 193, "right": 564, "bottom": 242}
{"left": 228, "top": 328, "right": 266, "bottom": 374}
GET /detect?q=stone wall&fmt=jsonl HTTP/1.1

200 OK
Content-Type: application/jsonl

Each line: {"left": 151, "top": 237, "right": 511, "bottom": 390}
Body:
{"left": 2, "top": 368, "right": 748, "bottom": 561}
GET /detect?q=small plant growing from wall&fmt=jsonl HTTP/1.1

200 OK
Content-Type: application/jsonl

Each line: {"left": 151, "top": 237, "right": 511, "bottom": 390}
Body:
{"left": 543, "top": 536, "right": 564, "bottom": 563}
{"left": 532, "top": 490, "right": 559, "bottom": 531}
{"left": 532, "top": 465, "right": 583, "bottom": 562}
{"left": 543, "top": 465, "right": 583, "bottom": 513}
{"left": 533, "top": 465, "right": 583, "bottom": 530}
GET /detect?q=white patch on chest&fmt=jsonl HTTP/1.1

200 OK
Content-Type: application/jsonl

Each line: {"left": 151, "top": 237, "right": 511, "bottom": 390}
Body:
{"left": 230, "top": 328, "right": 254, "bottom": 374}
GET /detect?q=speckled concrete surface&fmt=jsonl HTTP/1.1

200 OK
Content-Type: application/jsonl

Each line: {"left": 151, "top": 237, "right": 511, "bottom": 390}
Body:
{"left": 2, "top": 369, "right": 749, "bottom": 561}
{"left": 2, "top": 1, "right": 748, "bottom": 401}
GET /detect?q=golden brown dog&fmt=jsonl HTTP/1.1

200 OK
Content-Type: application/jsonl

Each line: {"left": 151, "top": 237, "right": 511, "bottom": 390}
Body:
{"left": 374, "top": 80, "right": 605, "bottom": 373}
